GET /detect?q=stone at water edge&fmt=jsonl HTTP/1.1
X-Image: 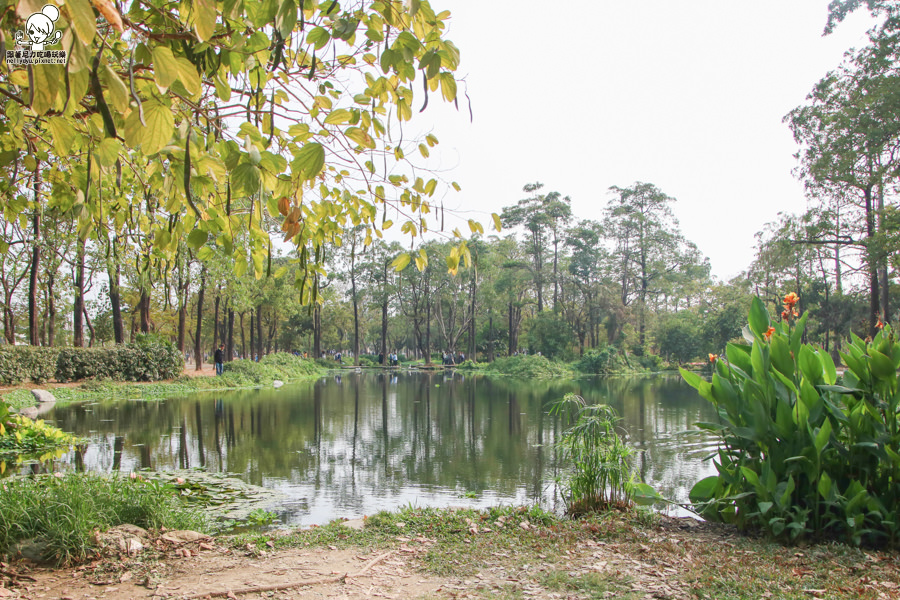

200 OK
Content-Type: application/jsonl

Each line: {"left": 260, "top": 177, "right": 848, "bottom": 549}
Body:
{"left": 273, "top": 380, "right": 284, "bottom": 388}
{"left": 160, "top": 530, "right": 211, "bottom": 544}
{"left": 31, "top": 389, "right": 56, "bottom": 404}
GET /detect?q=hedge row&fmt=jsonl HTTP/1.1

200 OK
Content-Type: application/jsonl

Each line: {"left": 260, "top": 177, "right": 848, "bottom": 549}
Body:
{"left": 0, "top": 338, "right": 183, "bottom": 385}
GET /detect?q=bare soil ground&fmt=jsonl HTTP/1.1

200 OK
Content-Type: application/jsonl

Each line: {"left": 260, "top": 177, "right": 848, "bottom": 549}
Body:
{"left": 4, "top": 515, "right": 900, "bottom": 600}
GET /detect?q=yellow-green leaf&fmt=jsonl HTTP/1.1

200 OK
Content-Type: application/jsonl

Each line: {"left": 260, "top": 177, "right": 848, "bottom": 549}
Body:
{"left": 175, "top": 57, "right": 201, "bottom": 98}
{"left": 31, "top": 64, "right": 60, "bottom": 115}
{"left": 96, "top": 137, "right": 121, "bottom": 167}
{"left": 102, "top": 64, "right": 129, "bottom": 113}
{"left": 194, "top": 0, "right": 217, "bottom": 42}
{"left": 439, "top": 72, "right": 457, "bottom": 102}
{"left": 492, "top": 213, "right": 501, "bottom": 232}
{"left": 391, "top": 253, "right": 410, "bottom": 271}
{"left": 67, "top": 0, "right": 97, "bottom": 45}
{"left": 324, "top": 108, "right": 352, "bottom": 125}
{"left": 46, "top": 116, "right": 77, "bottom": 157}
{"left": 152, "top": 46, "right": 180, "bottom": 92}
{"left": 292, "top": 142, "right": 325, "bottom": 180}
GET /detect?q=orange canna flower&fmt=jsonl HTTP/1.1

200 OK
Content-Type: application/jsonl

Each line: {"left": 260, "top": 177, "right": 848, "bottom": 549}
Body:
{"left": 708, "top": 353, "right": 718, "bottom": 363}
{"left": 783, "top": 292, "right": 799, "bottom": 309}
{"left": 781, "top": 310, "right": 790, "bottom": 320}
{"left": 876, "top": 319, "right": 884, "bottom": 329}
{"left": 764, "top": 326, "right": 775, "bottom": 341}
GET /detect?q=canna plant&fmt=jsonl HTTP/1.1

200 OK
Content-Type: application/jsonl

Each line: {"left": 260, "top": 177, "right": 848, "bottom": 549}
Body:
{"left": 683, "top": 294, "right": 900, "bottom": 546}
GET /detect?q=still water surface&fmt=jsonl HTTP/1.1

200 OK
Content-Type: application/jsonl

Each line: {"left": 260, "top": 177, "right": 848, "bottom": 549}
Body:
{"left": 42, "top": 372, "right": 720, "bottom": 525}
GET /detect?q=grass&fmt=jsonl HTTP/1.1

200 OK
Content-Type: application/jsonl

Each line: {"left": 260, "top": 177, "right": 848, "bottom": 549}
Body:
{"left": 0, "top": 473, "right": 209, "bottom": 565}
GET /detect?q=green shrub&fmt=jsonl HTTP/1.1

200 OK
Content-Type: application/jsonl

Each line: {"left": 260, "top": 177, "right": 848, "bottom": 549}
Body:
{"left": 483, "top": 355, "right": 573, "bottom": 378}
{"left": 575, "top": 347, "right": 620, "bottom": 374}
{"left": 56, "top": 340, "right": 182, "bottom": 382}
{"left": 684, "top": 296, "right": 900, "bottom": 547}
{"left": 225, "top": 353, "right": 320, "bottom": 384}
{"left": 0, "top": 347, "right": 58, "bottom": 384}
{"left": 0, "top": 474, "right": 209, "bottom": 564}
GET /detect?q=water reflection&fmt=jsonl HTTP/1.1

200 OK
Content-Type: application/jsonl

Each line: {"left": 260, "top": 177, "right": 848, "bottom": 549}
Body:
{"left": 40, "top": 372, "right": 719, "bottom": 525}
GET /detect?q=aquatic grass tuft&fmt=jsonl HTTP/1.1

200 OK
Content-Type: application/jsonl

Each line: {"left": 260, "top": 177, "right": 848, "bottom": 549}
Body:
{"left": 550, "top": 393, "right": 635, "bottom": 515}
{"left": 0, "top": 473, "right": 209, "bottom": 564}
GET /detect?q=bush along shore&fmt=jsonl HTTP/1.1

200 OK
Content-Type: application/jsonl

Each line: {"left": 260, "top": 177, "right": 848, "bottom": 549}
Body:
{"left": 0, "top": 352, "right": 325, "bottom": 410}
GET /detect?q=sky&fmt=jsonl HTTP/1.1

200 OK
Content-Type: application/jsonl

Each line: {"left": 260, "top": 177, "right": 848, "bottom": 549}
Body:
{"left": 407, "top": 0, "right": 878, "bottom": 281}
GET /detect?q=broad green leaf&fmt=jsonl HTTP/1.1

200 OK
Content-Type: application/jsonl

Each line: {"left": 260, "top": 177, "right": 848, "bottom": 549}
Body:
{"left": 46, "top": 117, "right": 77, "bottom": 157}
{"left": 194, "top": 0, "right": 217, "bottom": 42}
{"left": 101, "top": 64, "right": 130, "bottom": 113}
{"left": 689, "top": 476, "right": 719, "bottom": 504}
{"left": 391, "top": 253, "right": 410, "bottom": 271}
{"left": 324, "top": 108, "right": 352, "bottom": 125}
{"left": 799, "top": 346, "right": 823, "bottom": 386}
{"left": 814, "top": 419, "right": 832, "bottom": 453}
{"left": 232, "top": 163, "right": 262, "bottom": 195}
{"left": 345, "top": 126, "right": 375, "bottom": 148}
{"left": 142, "top": 100, "right": 175, "bottom": 155}
{"left": 276, "top": 0, "right": 297, "bottom": 39}
{"left": 292, "top": 142, "right": 325, "bottom": 180}
{"left": 869, "top": 349, "right": 896, "bottom": 380}
{"left": 306, "top": 26, "right": 330, "bottom": 50}
{"left": 748, "top": 297, "right": 770, "bottom": 339}
{"left": 439, "top": 72, "right": 456, "bottom": 101}
{"left": 152, "top": 46, "right": 180, "bottom": 91}
{"left": 175, "top": 57, "right": 202, "bottom": 98}
{"left": 67, "top": 0, "right": 97, "bottom": 44}
{"left": 629, "top": 482, "right": 666, "bottom": 506}
{"left": 187, "top": 228, "right": 209, "bottom": 249}
{"left": 491, "top": 212, "right": 501, "bottom": 232}
{"left": 31, "top": 64, "right": 60, "bottom": 115}
{"left": 95, "top": 137, "right": 121, "bottom": 167}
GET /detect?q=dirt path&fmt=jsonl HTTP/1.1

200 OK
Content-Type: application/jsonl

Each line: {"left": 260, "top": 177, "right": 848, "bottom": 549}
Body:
{"left": 6, "top": 542, "right": 442, "bottom": 600}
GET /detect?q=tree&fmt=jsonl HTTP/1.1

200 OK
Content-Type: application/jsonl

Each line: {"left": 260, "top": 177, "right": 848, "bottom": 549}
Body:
{"left": 0, "top": 0, "right": 473, "bottom": 312}
{"left": 501, "top": 183, "right": 572, "bottom": 313}
{"left": 603, "top": 182, "right": 694, "bottom": 349}
{"left": 786, "top": 31, "right": 900, "bottom": 332}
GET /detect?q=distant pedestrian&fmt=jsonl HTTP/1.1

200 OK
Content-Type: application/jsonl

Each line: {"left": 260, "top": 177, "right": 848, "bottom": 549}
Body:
{"left": 214, "top": 344, "right": 225, "bottom": 375}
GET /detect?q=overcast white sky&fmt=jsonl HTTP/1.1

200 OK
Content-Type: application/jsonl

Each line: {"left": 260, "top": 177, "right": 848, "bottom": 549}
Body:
{"left": 409, "top": 0, "right": 877, "bottom": 281}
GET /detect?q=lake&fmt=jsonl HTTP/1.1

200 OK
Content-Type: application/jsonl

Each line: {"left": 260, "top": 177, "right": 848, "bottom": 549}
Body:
{"left": 39, "top": 371, "right": 720, "bottom": 525}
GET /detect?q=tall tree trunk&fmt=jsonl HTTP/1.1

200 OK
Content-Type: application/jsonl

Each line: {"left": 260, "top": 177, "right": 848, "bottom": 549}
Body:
{"left": 239, "top": 312, "right": 245, "bottom": 359}
{"left": 139, "top": 288, "right": 150, "bottom": 333}
{"left": 28, "top": 166, "right": 41, "bottom": 346}
{"left": 877, "top": 186, "right": 889, "bottom": 325}
{"left": 488, "top": 307, "right": 494, "bottom": 362}
{"left": 313, "top": 304, "right": 321, "bottom": 358}
{"left": 212, "top": 293, "right": 220, "bottom": 352}
{"left": 73, "top": 237, "right": 86, "bottom": 347}
{"left": 249, "top": 310, "right": 255, "bottom": 359}
{"left": 257, "top": 304, "right": 264, "bottom": 358}
{"left": 194, "top": 267, "right": 206, "bottom": 370}
{"left": 47, "top": 269, "right": 56, "bottom": 347}
{"left": 227, "top": 308, "right": 234, "bottom": 361}
{"left": 83, "top": 305, "right": 95, "bottom": 347}
{"left": 425, "top": 300, "right": 432, "bottom": 364}
{"left": 864, "top": 186, "right": 881, "bottom": 336}
{"left": 109, "top": 236, "right": 124, "bottom": 344}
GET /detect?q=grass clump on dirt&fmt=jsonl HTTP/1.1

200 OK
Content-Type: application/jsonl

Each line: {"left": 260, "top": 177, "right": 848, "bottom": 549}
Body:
{"left": 0, "top": 473, "right": 209, "bottom": 565}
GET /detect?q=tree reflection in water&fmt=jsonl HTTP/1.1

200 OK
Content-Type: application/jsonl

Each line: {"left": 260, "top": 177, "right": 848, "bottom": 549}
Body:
{"left": 39, "top": 373, "right": 719, "bottom": 525}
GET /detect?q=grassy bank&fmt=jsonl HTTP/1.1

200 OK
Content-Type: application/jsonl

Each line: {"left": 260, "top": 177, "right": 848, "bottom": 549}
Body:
{"left": 232, "top": 506, "right": 900, "bottom": 600}
{"left": 0, "top": 353, "right": 324, "bottom": 410}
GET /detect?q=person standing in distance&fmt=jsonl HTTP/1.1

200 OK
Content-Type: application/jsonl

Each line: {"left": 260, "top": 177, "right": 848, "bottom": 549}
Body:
{"left": 214, "top": 344, "right": 225, "bottom": 376}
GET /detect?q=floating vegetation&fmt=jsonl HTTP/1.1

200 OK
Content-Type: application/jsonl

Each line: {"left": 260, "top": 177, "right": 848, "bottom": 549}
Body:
{"left": 139, "top": 469, "right": 286, "bottom": 529}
